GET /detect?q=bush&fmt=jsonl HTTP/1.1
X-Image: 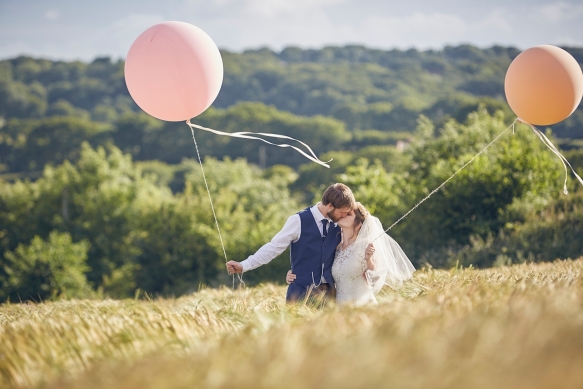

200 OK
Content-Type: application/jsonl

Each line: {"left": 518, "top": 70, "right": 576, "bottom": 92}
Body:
{"left": 452, "top": 191, "right": 583, "bottom": 268}
{"left": 1, "top": 231, "right": 90, "bottom": 301}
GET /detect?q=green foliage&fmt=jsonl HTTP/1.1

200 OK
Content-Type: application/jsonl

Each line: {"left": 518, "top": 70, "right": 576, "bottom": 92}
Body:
{"left": 1, "top": 231, "right": 90, "bottom": 301}
{"left": 339, "top": 158, "right": 408, "bottom": 229}
{"left": 400, "top": 110, "right": 562, "bottom": 255}
{"left": 6, "top": 102, "right": 348, "bottom": 173}
{"left": 292, "top": 144, "right": 410, "bottom": 204}
{"left": 0, "top": 78, "right": 47, "bottom": 118}
{"left": 1, "top": 47, "right": 583, "bottom": 298}
{"left": 194, "top": 102, "right": 351, "bottom": 168}
{"left": 1, "top": 143, "right": 302, "bottom": 298}
{"left": 337, "top": 108, "right": 569, "bottom": 267}
{"left": 1, "top": 45, "right": 581, "bottom": 178}
{"left": 451, "top": 191, "right": 583, "bottom": 268}
{"left": 0, "top": 46, "right": 580, "bottom": 134}
{"left": 180, "top": 158, "right": 301, "bottom": 286}
{"left": 0, "top": 143, "right": 164, "bottom": 296}
{"left": 0, "top": 116, "right": 111, "bottom": 172}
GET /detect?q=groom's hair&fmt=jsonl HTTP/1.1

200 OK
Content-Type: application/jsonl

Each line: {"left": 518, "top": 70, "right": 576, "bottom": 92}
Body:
{"left": 321, "top": 183, "right": 356, "bottom": 210}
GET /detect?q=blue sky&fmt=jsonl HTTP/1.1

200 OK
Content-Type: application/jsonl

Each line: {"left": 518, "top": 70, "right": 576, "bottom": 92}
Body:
{"left": 0, "top": 0, "right": 582, "bottom": 61}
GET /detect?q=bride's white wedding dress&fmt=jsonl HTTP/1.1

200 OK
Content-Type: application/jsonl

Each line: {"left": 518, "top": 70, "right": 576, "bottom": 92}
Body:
{"left": 332, "top": 242, "right": 377, "bottom": 306}
{"left": 332, "top": 216, "right": 416, "bottom": 306}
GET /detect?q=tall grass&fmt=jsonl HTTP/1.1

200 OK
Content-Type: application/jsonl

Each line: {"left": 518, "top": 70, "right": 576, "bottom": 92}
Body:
{"left": 1, "top": 259, "right": 583, "bottom": 389}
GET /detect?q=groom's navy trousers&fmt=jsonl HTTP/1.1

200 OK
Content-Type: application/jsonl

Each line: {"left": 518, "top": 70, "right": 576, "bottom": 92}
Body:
{"left": 286, "top": 207, "right": 341, "bottom": 302}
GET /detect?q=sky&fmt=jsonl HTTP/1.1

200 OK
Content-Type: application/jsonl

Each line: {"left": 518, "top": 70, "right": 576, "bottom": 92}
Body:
{"left": 0, "top": 0, "right": 582, "bottom": 61}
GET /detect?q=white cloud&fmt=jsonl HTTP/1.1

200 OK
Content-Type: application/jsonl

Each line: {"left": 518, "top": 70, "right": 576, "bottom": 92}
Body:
{"left": 199, "top": 0, "right": 350, "bottom": 50}
{"left": 104, "top": 13, "right": 167, "bottom": 38}
{"left": 527, "top": 1, "right": 583, "bottom": 24}
{"left": 1, "top": 0, "right": 583, "bottom": 60}
{"left": 208, "top": 10, "right": 477, "bottom": 51}
{"left": 241, "top": 0, "right": 347, "bottom": 17}
{"left": 44, "top": 10, "right": 60, "bottom": 20}
{"left": 4, "top": 13, "right": 168, "bottom": 61}
{"left": 357, "top": 12, "right": 469, "bottom": 48}
{"left": 553, "top": 35, "right": 583, "bottom": 47}
{"left": 94, "top": 13, "right": 167, "bottom": 56}
{"left": 475, "top": 8, "right": 514, "bottom": 33}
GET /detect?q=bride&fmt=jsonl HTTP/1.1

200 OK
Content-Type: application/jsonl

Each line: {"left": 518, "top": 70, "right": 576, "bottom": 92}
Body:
{"left": 286, "top": 202, "right": 416, "bottom": 306}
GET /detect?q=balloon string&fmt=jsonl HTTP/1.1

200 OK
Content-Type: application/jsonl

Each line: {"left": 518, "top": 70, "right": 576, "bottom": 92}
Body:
{"left": 518, "top": 118, "right": 583, "bottom": 195}
{"left": 187, "top": 122, "right": 244, "bottom": 290}
{"left": 186, "top": 121, "right": 332, "bottom": 168}
{"left": 372, "top": 119, "right": 517, "bottom": 242}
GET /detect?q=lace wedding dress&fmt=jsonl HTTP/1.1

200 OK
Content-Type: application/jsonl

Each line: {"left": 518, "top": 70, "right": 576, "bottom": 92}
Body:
{"left": 332, "top": 242, "right": 377, "bottom": 306}
{"left": 332, "top": 216, "right": 416, "bottom": 306}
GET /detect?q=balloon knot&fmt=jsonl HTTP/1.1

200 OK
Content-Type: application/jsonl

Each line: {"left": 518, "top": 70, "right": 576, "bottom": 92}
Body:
{"left": 563, "top": 190, "right": 569, "bottom": 195}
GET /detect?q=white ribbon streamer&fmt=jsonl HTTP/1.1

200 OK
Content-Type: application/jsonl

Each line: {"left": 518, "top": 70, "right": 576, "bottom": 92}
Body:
{"left": 186, "top": 121, "right": 332, "bottom": 168}
{"left": 518, "top": 118, "right": 583, "bottom": 195}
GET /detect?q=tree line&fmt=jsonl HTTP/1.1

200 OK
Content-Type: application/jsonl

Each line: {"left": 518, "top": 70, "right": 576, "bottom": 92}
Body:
{"left": 1, "top": 107, "right": 582, "bottom": 301}
{"left": 1, "top": 46, "right": 582, "bottom": 164}
{"left": 1, "top": 45, "right": 582, "bottom": 300}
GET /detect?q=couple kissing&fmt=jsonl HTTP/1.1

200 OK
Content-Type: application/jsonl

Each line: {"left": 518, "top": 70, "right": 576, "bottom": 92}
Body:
{"left": 226, "top": 183, "right": 415, "bottom": 306}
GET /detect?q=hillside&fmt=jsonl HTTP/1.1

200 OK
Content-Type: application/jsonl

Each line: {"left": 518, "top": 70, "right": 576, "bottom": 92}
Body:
{"left": 1, "top": 45, "right": 583, "bottom": 298}
{"left": 2, "top": 45, "right": 583, "bottom": 178}
{"left": 2, "top": 45, "right": 583, "bottom": 185}
{"left": 1, "top": 258, "right": 582, "bottom": 389}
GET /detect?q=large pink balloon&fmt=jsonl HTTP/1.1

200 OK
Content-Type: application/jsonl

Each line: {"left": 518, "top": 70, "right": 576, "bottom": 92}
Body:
{"left": 125, "top": 21, "right": 223, "bottom": 122}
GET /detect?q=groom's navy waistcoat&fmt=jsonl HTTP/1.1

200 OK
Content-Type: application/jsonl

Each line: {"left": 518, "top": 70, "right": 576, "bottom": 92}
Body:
{"left": 289, "top": 207, "right": 341, "bottom": 291}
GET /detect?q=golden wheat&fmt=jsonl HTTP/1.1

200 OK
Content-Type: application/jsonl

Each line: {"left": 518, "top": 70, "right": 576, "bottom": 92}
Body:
{"left": 1, "top": 259, "right": 582, "bottom": 389}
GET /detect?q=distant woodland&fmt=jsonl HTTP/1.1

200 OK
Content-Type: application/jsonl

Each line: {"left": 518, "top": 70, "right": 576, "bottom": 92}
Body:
{"left": 1, "top": 45, "right": 582, "bottom": 299}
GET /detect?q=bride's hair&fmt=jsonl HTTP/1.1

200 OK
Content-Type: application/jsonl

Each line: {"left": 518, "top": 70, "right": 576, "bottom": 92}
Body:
{"left": 353, "top": 202, "right": 369, "bottom": 228}
{"left": 340, "top": 202, "right": 369, "bottom": 243}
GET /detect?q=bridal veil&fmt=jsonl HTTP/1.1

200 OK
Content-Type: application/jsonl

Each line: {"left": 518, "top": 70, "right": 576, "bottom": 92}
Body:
{"left": 356, "top": 216, "right": 416, "bottom": 293}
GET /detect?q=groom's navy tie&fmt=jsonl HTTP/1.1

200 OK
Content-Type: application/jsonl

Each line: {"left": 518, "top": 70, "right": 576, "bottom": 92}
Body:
{"left": 321, "top": 219, "right": 329, "bottom": 238}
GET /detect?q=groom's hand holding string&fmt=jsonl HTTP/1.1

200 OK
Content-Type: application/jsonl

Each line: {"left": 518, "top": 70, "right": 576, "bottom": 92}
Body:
{"left": 226, "top": 261, "right": 243, "bottom": 274}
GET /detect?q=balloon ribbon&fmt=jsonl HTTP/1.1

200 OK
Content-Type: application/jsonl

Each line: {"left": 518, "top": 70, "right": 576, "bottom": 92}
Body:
{"left": 187, "top": 122, "right": 244, "bottom": 290}
{"left": 517, "top": 118, "right": 583, "bottom": 195}
{"left": 186, "top": 121, "right": 332, "bottom": 168}
{"left": 186, "top": 120, "right": 332, "bottom": 289}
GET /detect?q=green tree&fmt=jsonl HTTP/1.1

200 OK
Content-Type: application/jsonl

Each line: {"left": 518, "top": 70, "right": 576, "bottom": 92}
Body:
{"left": 339, "top": 109, "right": 564, "bottom": 266}
{"left": 1, "top": 231, "right": 90, "bottom": 301}
{"left": 0, "top": 116, "right": 111, "bottom": 172}
{"left": 183, "top": 158, "right": 301, "bottom": 286}
{"left": 0, "top": 142, "right": 168, "bottom": 295}
{"left": 451, "top": 191, "right": 583, "bottom": 268}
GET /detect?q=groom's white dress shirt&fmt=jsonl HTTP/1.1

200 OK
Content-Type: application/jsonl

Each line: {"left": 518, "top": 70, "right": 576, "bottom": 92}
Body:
{"left": 240, "top": 203, "right": 334, "bottom": 274}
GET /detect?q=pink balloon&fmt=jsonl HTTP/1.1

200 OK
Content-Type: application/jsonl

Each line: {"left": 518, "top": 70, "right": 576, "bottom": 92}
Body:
{"left": 124, "top": 21, "right": 223, "bottom": 122}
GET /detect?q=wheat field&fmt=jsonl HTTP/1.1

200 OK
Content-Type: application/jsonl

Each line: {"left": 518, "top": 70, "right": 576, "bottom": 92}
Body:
{"left": 1, "top": 258, "right": 583, "bottom": 389}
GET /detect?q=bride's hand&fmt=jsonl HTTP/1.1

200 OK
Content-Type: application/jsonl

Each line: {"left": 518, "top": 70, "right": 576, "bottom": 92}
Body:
{"left": 365, "top": 243, "right": 375, "bottom": 260}
{"left": 286, "top": 270, "right": 296, "bottom": 284}
{"left": 364, "top": 243, "right": 377, "bottom": 271}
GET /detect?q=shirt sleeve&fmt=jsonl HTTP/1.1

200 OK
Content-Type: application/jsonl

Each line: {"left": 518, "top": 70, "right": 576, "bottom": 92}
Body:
{"left": 240, "top": 214, "right": 301, "bottom": 272}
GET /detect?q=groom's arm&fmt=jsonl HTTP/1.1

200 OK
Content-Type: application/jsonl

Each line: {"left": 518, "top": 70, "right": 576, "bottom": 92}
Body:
{"left": 239, "top": 214, "right": 301, "bottom": 272}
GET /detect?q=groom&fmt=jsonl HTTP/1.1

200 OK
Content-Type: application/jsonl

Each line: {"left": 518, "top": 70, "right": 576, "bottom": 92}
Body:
{"left": 226, "top": 183, "right": 356, "bottom": 302}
